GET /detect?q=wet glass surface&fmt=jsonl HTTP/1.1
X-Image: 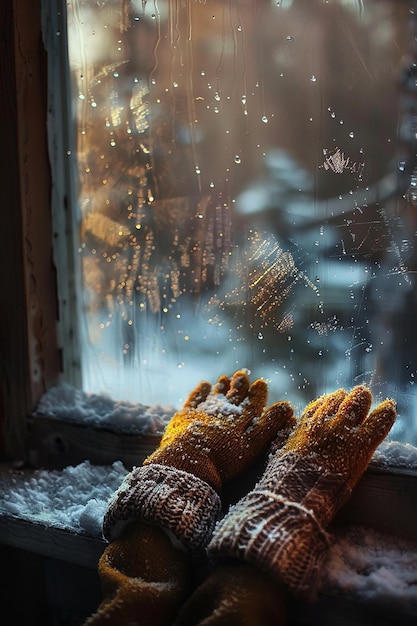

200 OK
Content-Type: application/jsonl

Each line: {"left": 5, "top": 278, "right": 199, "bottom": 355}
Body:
{"left": 66, "top": 0, "right": 417, "bottom": 442}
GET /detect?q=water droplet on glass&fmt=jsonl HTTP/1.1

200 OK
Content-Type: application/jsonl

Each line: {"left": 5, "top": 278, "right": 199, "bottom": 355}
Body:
{"left": 286, "top": 35, "right": 294, "bottom": 43}
{"left": 241, "top": 95, "right": 247, "bottom": 105}
{"left": 234, "top": 155, "right": 241, "bottom": 164}
{"left": 349, "top": 131, "right": 354, "bottom": 138}
{"left": 214, "top": 92, "right": 221, "bottom": 101}
{"left": 261, "top": 115, "right": 268, "bottom": 124}
{"left": 257, "top": 332, "right": 264, "bottom": 340}
{"left": 310, "top": 75, "right": 317, "bottom": 82}
{"left": 331, "top": 112, "right": 336, "bottom": 119}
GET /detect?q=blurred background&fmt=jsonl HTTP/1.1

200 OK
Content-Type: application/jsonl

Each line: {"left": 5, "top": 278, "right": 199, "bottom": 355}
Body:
{"left": 66, "top": 0, "right": 417, "bottom": 443}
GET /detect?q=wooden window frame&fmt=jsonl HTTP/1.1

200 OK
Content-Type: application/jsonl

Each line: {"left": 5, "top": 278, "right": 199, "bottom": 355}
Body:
{"left": 0, "top": 0, "right": 61, "bottom": 461}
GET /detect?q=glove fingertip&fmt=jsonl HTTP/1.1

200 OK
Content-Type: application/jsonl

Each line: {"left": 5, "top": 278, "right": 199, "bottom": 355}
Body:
{"left": 226, "top": 370, "right": 250, "bottom": 404}
{"left": 252, "top": 402, "right": 296, "bottom": 455}
{"left": 184, "top": 381, "right": 212, "bottom": 408}
{"left": 247, "top": 378, "right": 268, "bottom": 408}
{"left": 214, "top": 374, "right": 231, "bottom": 395}
{"left": 260, "top": 401, "right": 295, "bottom": 433}
{"left": 300, "top": 393, "right": 329, "bottom": 423}
{"left": 328, "top": 387, "right": 370, "bottom": 431}
{"left": 363, "top": 398, "right": 397, "bottom": 446}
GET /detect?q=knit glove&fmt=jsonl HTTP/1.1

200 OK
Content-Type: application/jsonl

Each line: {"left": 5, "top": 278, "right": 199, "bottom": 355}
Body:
{"left": 103, "top": 370, "right": 294, "bottom": 558}
{"left": 208, "top": 386, "right": 397, "bottom": 599}
{"left": 84, "top": 522, "right": 191, "bottom": 626}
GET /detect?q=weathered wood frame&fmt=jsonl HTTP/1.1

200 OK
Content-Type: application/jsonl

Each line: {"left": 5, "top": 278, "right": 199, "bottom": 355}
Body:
{"left": 0, "top": 0, "right": 61, "bottom": 461}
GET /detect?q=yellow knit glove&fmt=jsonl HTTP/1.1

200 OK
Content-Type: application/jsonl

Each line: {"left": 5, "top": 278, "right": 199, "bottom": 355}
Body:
{"left": 90, "top": 372, "right": 294, "bottom": 626}
{"left": 279, "top": 385, "right": 396, "bottom": 492}
{"left": 84, "top": 522, "right": 191, "bottom": 626}
{"left": 209, "top": 386, "right": 396, "bottom": 599}
{"left": 144, "top": 369, "right": 295, "bottom": 491}
{"left": 173, "top": 563, "right": 287, "bottom": 626}
{"left": 103, "top": 370, "right": 294, "bottom": 557}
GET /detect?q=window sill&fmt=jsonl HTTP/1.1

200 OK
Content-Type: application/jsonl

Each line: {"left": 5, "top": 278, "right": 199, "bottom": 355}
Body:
{"left": 1, "top": 463, "right": 416, "bottom": 566}
{"left": 0, "top": 511, "right": 415, "bottom": 626}
{"left": 26, "top": 413, "right": 162, "bottom": 470}
{"left": 0, "top": 445, "right": 416, "bottom": 625}
{"left": 25, "top": 413, "right": 417, "bottom": 542}
{"left": 0, "top": 513, "right": 105, "bottom": 569}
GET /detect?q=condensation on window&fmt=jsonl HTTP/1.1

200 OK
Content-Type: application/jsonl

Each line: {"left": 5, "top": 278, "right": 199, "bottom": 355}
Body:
{"left": 66, "top": 0, "right": 417, "bottom": 443}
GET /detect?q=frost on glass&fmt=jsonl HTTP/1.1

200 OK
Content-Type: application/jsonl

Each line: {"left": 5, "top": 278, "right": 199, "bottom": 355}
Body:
{"left": 67, "top": 0, "right": 417, "bottom": 443}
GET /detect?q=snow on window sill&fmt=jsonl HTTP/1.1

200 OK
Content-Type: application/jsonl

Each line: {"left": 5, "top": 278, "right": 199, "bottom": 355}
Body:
{"left": 33, "top": 383, "right": 175, "bottom": 436}
{"left": 5, "top": 380, "right": 416, "bottom": 615}
{"left": 0, "top": 459, "right": 416, "bottom": 619}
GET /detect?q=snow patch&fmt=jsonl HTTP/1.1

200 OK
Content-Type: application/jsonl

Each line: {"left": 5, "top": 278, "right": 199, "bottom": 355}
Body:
{"left": 324, "top": 525, "right": 417, "bottom": 616}
{"left": 34, "top": 383, "right": 175, "bottom": 435}
{"left": 0, "top": 461, "right": 128, "bottom": 538}
{"left": 198, "top": 393, "right": 244, "bottom": 417}
{"left": 372, "top": 440, "right": 417, "bottom": 470}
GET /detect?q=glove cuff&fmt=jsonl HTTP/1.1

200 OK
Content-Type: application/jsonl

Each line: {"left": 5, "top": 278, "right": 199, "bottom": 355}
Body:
{"left": 103, "top": 463, "right": 222, "bottom": 558}
{"left": 208, "top": 489, "right": 329, "bottom": 599}
{"left": 208, "top": 452, "right": 348, "bottom": 599}
{"left": 260, "top": 451, "right": 350, "bottom": 527}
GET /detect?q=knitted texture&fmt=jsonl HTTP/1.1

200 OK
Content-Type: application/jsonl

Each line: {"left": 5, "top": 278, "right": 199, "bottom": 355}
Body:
{"left": 103, "top": 463, "right": 221, "bottom": 558}
{"left": 144, "top": 370, "right": 295, "bottom": 491}
{"left": 209, "top": 386, "right": 397, "bottom": 600}
{"left": 84, "top": 522, "right": 191, "bottom": 626}
{"left": 209, "top": 452, "right": 343, "bottom": 598}
{"left": 173, "top": 563, "right": 286, "bottom": 626}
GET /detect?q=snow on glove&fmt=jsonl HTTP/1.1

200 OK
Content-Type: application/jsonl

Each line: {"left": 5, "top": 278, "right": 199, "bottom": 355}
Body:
{"left": 208, "top": 386, "right": 397, "bottom": 599}
{"left": 103, "top": 370, "right": 294, "bottom": 558}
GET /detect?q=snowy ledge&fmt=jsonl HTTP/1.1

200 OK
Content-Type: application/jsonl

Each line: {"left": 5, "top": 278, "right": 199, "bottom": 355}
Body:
{"left": 26, "top": 383, "right": 172, "bottom": 469}
{"left": 1, "top": 385, "right": 416, "bottom": 620}
{"left": 26, "top": 383, "right": 417, "bottom": 472}
{"left": 0, "top": 459, "right": 416, "bottom": 621}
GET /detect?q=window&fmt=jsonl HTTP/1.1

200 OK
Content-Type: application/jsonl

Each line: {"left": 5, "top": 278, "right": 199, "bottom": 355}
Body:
{"left": 50, "top": 0, "right": 417, "bottom": 444}
{"left": 0, "top": 0, "right": 416, "bottom": 575}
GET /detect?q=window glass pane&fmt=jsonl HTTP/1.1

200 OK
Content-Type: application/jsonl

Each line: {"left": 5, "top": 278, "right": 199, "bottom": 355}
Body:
{"left": 66, "top": 0, "right": 416, "bottom": 443}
